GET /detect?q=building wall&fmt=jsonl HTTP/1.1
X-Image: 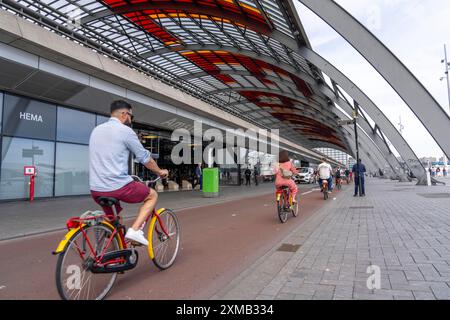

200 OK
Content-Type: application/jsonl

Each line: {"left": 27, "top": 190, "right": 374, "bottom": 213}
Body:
{"left": 0, "top": 90, "right": 109, "bottom": 200}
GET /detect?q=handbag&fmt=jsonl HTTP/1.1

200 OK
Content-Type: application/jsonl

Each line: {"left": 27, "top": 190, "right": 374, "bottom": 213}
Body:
{"left": 279, "top": 165, "right": 293, "bottom": 179}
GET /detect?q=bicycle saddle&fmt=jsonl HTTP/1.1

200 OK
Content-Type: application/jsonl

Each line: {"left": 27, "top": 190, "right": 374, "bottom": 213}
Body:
{"left": 97, "top": 197, "right": 119, "bottom": 207}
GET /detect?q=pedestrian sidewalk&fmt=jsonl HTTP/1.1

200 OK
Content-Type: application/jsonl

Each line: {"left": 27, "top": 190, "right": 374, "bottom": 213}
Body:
{"left": 212, "top": 178, "right": 450, "bottom": 300}
{"left": 0, "top": 183, "right": 275, "bottom": 241}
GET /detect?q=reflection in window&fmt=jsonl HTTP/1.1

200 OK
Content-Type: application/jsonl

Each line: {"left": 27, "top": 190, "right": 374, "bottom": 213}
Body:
{"left": 57, "top": 107, "right": 95, "bottom": 144}
{"left": 55, "top": 143, "right": 89, "bottom": 196}
{"left": 0, "top": 137, "right": 54, "bottom": 200}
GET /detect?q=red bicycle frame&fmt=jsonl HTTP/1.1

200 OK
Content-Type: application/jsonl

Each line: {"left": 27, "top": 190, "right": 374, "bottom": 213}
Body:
{"left": 276, "top": 188, "right": 291, "bottom": 206}
{"left": 65, "top": 207, "right": 171, "bottom": 267}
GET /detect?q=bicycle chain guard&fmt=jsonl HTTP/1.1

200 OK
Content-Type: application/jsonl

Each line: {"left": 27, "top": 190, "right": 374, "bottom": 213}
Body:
{"left": 90, "top": 248, "right": 139, "bottom": 274}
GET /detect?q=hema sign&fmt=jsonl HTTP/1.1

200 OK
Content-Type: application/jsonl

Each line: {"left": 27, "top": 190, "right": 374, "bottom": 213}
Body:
{"left": 19, "top": 112, "right": 43, "bottom": 122}
{"left": 3, "top": 94, "right": 56, "bottom": 140}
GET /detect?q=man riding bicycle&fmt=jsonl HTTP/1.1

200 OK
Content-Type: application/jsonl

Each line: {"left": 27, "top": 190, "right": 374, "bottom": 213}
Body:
{"left": 89, "top": 100, "right": 168, "bottom": 246}
{"left": 317, "top": 158, "right": 333, "bottom": 193}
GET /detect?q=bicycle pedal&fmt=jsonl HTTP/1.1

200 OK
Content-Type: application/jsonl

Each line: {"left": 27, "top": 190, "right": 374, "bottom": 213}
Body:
{"left": 130, "top": 241, "right": 143, "bottom": 247}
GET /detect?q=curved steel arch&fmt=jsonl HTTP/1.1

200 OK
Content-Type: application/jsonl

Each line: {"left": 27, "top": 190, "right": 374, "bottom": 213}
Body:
{"left": 341, "top": 129, "right": 379, "bottom": 173}
{"left": 177, "top": 56, "right": 406, "bottom": 178}
{"left": 76, "top": 0, "right": 424, "bottom": 177}
{"left": 80, "top": 1, "right": 274, "bottom": 35}
{"left": 342, "top": 128, "right": 387, "bottom": 174}
{"left": 180, "top": 67, "right": 403, "bottom": 176}
{"left": 296, "top": 0, "right": 450, "bottom": 160}
{"left": 180, "top": 70, "right": 329, "bottom": 106}
{"left": 145, "top": 43, "right": 424, "bottom": 181}
{"left": 298, "top": 46, "right": 427, "bottom": 183}
{"left": 142, "top": 44, "right": 339, "bottom": 118}
{"left": 207, "top": 87, "right": 326, "bottom": 113}
{"left": 328, "top": 84, "right": 403, "bottom": 175}
{"left": 334, "top": 106, "right": 398, "bottom": 176}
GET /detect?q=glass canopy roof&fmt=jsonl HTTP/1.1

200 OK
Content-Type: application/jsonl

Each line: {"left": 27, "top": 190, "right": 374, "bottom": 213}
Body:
{"left": 0, "top": 0, "right": 349, "bottom": 152}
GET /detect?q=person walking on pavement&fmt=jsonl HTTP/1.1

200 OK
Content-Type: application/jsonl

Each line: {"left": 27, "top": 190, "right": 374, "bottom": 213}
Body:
{"left": 352, "top": 159, "right": 366, "bottom": 197}
{"left": 254, "top": 164, "right": 260, "bottom": 186}
{"left": 344, "top": 168, "right": 350, "bottom": 184}
{"left": 244, "top": 167, "right": 252, "bottom": 186}
{"left": 193, "top": 163, "right": 202, "bottom": 190}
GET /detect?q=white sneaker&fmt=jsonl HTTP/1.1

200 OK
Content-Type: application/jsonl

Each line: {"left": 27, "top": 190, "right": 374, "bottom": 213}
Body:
{"left": 125, "top": 228, "right": 149, "bottom": 246}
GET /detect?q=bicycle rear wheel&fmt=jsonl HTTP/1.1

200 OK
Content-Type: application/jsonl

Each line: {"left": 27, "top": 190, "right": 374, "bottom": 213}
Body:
{"left": 277, "top": 192, "right": 288, "bottom": 223}
{"left": 55, "top": 224, "right": 121, "bottom": 300}
{"left": 149, "top": 209, "right": 180, "bottom": 270}
{"left": 292, "top": 195, "right": 299, "bottom": 217}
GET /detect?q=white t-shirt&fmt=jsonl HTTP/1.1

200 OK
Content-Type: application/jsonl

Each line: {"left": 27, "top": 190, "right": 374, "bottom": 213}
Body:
{"left": 318, "top": 162, "right": 332, "bottom": 179}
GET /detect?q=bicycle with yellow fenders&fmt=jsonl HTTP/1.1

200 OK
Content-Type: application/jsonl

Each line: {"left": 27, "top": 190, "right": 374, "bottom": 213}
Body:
{"left": 52, "top": 176, "right": 180, "bottom": 300}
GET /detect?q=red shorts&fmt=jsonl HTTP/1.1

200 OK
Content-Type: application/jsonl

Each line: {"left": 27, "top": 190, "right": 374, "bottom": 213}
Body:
{"left": 91, "top": 181, "right": 151, "bottom": 216}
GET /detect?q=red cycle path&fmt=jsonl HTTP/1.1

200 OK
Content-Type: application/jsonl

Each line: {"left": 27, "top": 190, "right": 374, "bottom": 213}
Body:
{"left": 0, "top": 186, "right": 342, "bottom": 299}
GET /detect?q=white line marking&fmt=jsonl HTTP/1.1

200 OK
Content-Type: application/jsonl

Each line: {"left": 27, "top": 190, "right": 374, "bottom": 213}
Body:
{"left": 301, "top": 188, "right": 321, "bottom": 195}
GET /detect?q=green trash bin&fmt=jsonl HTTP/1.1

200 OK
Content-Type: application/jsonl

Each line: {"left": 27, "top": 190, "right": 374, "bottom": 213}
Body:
{"left": 202, "top": 167, "right": 219, "bottom": 198}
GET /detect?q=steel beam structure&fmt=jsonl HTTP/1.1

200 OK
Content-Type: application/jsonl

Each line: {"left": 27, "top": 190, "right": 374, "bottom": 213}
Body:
{"left": 297, "top": 0, "right": 450, "bottom": 160}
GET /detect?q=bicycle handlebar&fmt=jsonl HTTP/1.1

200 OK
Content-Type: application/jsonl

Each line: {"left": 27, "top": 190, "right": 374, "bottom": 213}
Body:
{"left": 131, "top": 175, "right": 162, "bottom": 184}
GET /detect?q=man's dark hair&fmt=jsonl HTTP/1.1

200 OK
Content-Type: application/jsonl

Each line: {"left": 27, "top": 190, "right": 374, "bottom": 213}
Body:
{"left": 279, "top": 150, "right": 290, "bottom": 163}
{"left": 110, "top": 100, "right": 132, "bottom": 114}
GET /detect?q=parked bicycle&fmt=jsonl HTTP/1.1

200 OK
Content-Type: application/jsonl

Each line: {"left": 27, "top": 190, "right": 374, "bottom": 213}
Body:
{"left": 53, "top": 176, "right": 180, "bottom": 300}
{"left": 276, "top": 186, "right": 299, "bottom": 223}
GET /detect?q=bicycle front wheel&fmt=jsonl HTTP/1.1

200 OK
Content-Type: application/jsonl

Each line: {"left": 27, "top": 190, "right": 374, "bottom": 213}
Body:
{"left": 148, "top": 209, "right": 180, "bottom": 270}
{"left": 55, "top": 223, "right": 121, "bottom": 300}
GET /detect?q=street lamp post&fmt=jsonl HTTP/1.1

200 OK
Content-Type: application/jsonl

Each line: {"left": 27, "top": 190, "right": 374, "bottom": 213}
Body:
{"left": 441, "top": 44, "right": 450, "bottom": 114}
{"left": 440, "top": 44, "right": 450, "bottom": 174}
{"left": 353, "top": 101, "right": 362, "bottom": 196}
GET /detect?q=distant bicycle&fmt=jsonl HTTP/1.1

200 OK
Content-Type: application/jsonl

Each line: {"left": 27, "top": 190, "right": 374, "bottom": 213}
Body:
{"left": 53, "top": 176, "right": 180, "bottom": 300}
{"left": 276, "top": 186, "right": 299, "bottom": 223}
{"left": 336, "top": 177, "right": 342, "bottom": 190}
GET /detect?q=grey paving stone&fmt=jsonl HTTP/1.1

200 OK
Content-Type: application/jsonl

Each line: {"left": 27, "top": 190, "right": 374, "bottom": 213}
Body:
{"left": 294, "top": 294, "right": 313, "bottom": 300}
{"left": 255, "top": 294, "right": 275, "bottom": 300}
{"left": 412, "top": 291, "right": 436, "bottom": 300}
{"left": 430, "top": 283, "right": 450, "bottom": 299}
{"left": 275, "top": 293, "right": 296, "bottom": 300}
{"left": 214, "top": 179, "right": 450, "bottom": 300}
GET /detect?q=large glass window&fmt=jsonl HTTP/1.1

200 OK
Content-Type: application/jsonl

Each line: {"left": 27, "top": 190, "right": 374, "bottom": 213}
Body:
{"left": 2, "top": 94, "right": 56, "bottom": 140}
{"left": 0, "top": 137, "right": 54, "bottom": 200}
{"left": 55, "top": 143, "right": 89, "bottom": 196}
{"left": 96, "top": 115, "right": 110, "bottom": 126}
{"left": 0, "top": 92, "right": 3, "bottom": 132}
{"left": 57, "top": 107, "right": 95, "bottom": 144}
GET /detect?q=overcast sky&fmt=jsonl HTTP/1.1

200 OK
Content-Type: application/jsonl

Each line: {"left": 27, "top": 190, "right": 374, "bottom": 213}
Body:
{"left": 294, "top": 0, "right": 450, "bottom": 159}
